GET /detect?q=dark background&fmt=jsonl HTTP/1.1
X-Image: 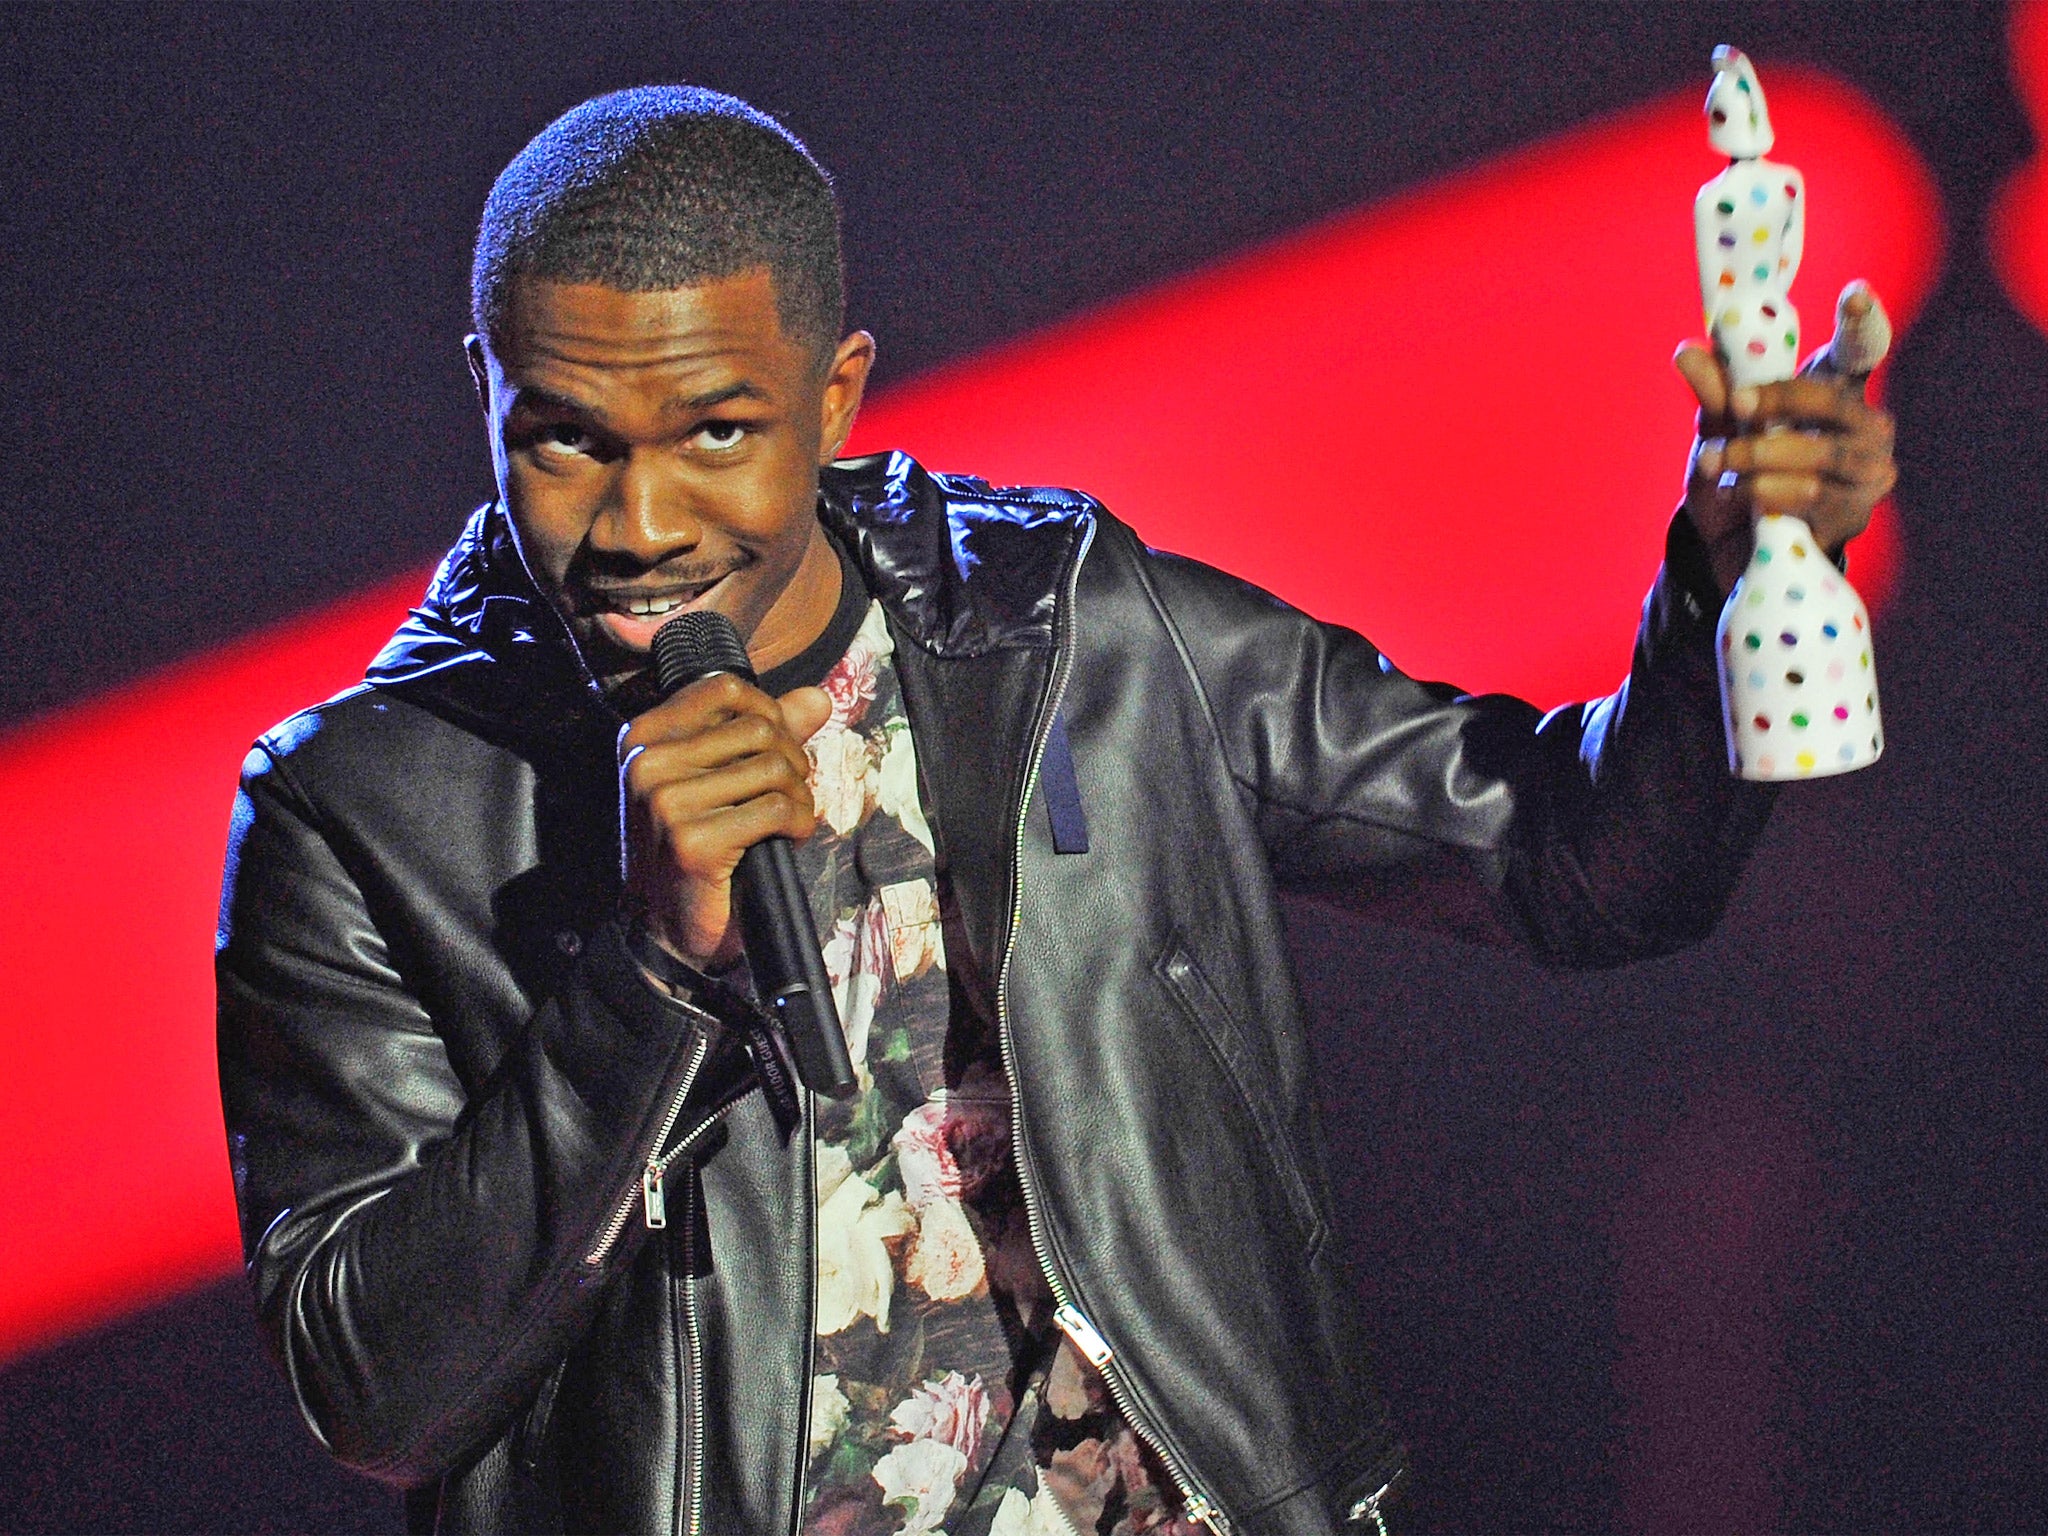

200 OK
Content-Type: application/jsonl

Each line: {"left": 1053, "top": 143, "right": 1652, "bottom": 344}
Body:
{"left": 3, "top": 3, "right": 2043, "bottom": 1531}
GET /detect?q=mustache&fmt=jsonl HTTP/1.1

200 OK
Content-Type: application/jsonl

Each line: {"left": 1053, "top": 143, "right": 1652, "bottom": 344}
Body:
{"left": 564, "top": 551, "right": 750, "bottom": 609}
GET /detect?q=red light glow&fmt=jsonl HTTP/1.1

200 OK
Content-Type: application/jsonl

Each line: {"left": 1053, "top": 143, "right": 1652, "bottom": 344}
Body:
{"left": 1992, "top": 0, "right": 2048, "bottom": 338}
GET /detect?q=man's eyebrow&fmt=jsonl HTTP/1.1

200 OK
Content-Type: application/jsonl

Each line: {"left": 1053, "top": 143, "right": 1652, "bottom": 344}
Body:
{"left": 506, "top": 384, "right": 600, "bottom": 419}
{"left": 505, "top": 379, "right": 772, "bottom": 424}
{"left": 667, "top": 381, "right": 772, "bottom": 413}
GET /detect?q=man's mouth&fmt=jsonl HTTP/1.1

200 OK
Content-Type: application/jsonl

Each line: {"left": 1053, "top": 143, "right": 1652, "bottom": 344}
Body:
{"left": 580, "top": 570, "right": 737, "bottom": 652}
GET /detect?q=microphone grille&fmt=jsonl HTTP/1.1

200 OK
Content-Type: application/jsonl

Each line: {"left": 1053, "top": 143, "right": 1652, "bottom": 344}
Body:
{"left": 651, "top": 610, "right": 755, "bottom": 696}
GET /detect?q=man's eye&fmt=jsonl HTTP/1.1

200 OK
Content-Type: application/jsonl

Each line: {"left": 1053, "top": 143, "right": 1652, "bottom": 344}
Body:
{"left": 694, "top": 421, "right": 749, "bottom": 452}
{"left": 534, "top": 424, "right": 594, "bottom": 456}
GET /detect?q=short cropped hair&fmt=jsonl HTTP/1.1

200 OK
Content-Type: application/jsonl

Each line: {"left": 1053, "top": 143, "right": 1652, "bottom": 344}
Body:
{"left": 471, "top": 86, "right": 844, "bottom": 360}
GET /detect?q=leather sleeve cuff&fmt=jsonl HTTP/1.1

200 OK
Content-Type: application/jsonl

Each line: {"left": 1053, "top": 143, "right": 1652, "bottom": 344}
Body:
{"left": 1662, "top": 511, "right": 1727, "bottom": 627}
{"left": 576, "top": 918, "right": 728, "bottom": 1043}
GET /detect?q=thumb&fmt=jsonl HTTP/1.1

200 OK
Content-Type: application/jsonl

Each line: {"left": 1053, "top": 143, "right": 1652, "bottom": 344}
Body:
{"left": 1674, "top": 341, "right": 1730, "bottom": 424}
{"left": 778, "top": 684, "right": 834, "bottom": 744}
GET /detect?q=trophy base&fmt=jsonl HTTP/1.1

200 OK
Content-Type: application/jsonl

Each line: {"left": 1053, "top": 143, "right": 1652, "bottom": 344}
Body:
{"left": 1716, "top": 515, "right": 1883, "bottom": 783}
{"left": 1731, "top": 743, "right": 1883, "bottom": 782}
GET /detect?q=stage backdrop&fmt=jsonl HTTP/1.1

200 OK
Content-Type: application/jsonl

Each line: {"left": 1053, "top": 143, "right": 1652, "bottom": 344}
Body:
{"left": 1, "top": 6, "right": 2041, "bottom": 1533}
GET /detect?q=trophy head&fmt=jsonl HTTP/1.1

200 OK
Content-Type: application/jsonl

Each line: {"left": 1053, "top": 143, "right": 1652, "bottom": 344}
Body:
{"left": 1706, "top": 45, "right": 1775, "bottom": 158}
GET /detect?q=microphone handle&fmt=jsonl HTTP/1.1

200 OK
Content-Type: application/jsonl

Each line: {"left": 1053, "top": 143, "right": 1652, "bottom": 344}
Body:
{"left": 732, "top": 834, "right": 858, "bottom": 1099}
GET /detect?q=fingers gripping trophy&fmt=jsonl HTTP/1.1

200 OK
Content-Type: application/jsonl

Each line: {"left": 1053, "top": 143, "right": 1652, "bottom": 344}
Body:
{"left": 1698, "top": 46, "right": 1887, "bottom": 779}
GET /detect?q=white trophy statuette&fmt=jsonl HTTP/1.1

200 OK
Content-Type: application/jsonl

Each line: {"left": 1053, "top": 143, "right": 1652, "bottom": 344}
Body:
{"left": 1698, "top": 46, "right": 1884, "bottom": 780}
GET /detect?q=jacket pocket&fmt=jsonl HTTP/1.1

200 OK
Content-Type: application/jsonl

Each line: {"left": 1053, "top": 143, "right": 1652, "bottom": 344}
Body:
{"left": 1156, "top": 938, "right": 1327, "bottom": 1257}
{"left": 512, "top": 1359, "right": 566, "bottom": 1475}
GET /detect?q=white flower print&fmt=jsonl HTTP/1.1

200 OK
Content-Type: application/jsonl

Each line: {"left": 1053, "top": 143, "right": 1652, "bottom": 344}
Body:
{"left": 815, "top": 1142, "right": 916, "bottom": 1336}
{"left": 876, "top": 720, "right": 935, "bottom": 854}
{"left": 887, "top": 1370, "right": 992, "bottom": 1466}
{"left": 989, "top": 1483, "right": 1078, "bottom": 1536}
{"left": 905, "top": 1194, "right": 986, "bottom": 1303}
{"left": 821, "top": 898, "right": 890, "bottom": 1088}
{"left": 808, "top": 722, "right": 875, "bottom": 835}
{"left": 891, "top": 1099, "right": 964, "bottom": 1211}
{"left": 807, "top": 1373, "right": 850, "bottom": 1463}
{"left": 879, "top": 877, "right": 944, "bottom": 982}
{"left": 871, "top": 1436, "right": 969, "bottom": 1536}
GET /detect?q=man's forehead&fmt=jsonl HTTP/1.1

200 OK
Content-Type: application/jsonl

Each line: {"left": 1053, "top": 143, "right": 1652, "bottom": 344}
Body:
{"left": 492, "top": 269, "right": 801, "bottom": 373}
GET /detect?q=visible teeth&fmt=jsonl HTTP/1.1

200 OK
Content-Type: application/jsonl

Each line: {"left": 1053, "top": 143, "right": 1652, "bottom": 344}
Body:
{"left": 627, "top": 595, "right": 686, "bottom": 617}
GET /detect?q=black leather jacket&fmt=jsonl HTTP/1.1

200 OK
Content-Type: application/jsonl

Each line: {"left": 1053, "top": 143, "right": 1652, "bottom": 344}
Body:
{"left": 217, "top": 452, "right": 1771, "bottom": 1535}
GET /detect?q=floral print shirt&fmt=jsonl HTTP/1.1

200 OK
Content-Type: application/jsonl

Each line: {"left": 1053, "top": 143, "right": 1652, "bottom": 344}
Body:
{"left": 792, "top": 601, "right": 1199, "bottom": 1536}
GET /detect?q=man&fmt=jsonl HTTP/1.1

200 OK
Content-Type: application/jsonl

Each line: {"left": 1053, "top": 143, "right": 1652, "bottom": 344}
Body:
{"left": 217, "top": 87, "right": 1895, "bottom": 1536}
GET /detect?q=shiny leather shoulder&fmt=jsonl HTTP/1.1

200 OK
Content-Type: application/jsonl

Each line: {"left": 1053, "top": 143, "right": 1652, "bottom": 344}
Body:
{"left": 821, "top": 451, "right": 1094, "bottom": 657}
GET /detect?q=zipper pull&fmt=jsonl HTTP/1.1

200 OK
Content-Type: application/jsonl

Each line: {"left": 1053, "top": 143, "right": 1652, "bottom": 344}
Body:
{"left": 1348, "top": 1471, "right": 1401, "bottom": 1535}
{"left": 1052, "top": 1302, "right": 1115, "bottom": 1369}
{"left": 1183, "top": 1495, "right": 1230, "bottom": 1535}
{"left": 643, "top": 1162, "right": 667, "bottom": 1229}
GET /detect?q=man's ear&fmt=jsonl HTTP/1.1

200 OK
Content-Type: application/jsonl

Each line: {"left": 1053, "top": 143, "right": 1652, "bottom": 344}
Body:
{"left": 464, "top": 335, "right": 492, "bottom": 413}
{"left": 817, "top": 330, "right": 877, "bottom": 464}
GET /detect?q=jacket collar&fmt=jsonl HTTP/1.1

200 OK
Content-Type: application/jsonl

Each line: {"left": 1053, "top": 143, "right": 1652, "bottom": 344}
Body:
{"left": 363, "top": 450, "right": 1094, "bottom": 733}
{"left": 818, "top": 452, "right": 1092, "bottom": 658}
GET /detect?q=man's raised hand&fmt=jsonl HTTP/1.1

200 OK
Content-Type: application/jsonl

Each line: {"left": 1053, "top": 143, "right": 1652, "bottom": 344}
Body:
{"left": 1676, "top": 280, "right": 1900, "bottom": 596}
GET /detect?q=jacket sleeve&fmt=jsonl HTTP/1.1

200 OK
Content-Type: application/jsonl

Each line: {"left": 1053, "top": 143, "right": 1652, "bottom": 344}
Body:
{"left": 1141, "top": 512, "right": 1775, "bottom": 967}
{"left": 215, "top": 737, "right": 751, "bottom": 1486}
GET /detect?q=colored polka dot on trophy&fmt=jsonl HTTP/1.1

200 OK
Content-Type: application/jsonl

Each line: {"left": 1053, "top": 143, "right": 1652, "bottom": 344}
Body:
{"left": 1750, "top": 185, "right": 1767, "bottom": 205}
{"left": 1717, "top": 199, "right": 1735, "bottom": 216}
{"left": 1779, "top": 257, "right": 1790, "bottom": 271}
{"left": 1833, "top": 704, "right": 1850, "bottom": 721}
{"left": 1719, "top": 233, "right": 1736, "bottom": 248}
{"left": 1755, "top": 547, "right": 1773, "bottom": 563}
{"left": 1785, "top": 182, "right": 1798, "bottom": 198}
{"left": 1762, "top": 303, "right": 1778, "bottom": 319}
{"left": 1747, "top": 589, "right": 1766, "bottom": 607}
{"left": 1759, "top": 754, "right": 1776, "bottom": 774}
{"left": 1719, "top": 271, "right": 1736, "bottom": 287}
{"left": 1852, "top": 613, "right": 1863, "bottom": 629}
{"left": 1753, "top": 713, "right": 1771, "bottom": 732}
{"left": 1866, "top": 693, "right": 1875, "bottom": 710}
{"left": 1749, "top": 669, "right": 1766, "bottom": 688}
{"left": 1754, "top": 264, "right": 1770, "bottom": 280}
{"left": 1797, "top": 751, "right": 1816, "bottom": 771}
{"left": 1744, "top": 633, "right": 1762, "bottom": 650}
{"left": 1860, "top": 651, "right": 1871, "bottom": 667}
{"left": 1747, "top": 339, "right": 1768, "bottom": 355}
{"left": 1791, "top": 712, "right": 1809, "bottom": 728}
{"left": 1822, "top": 622, "right": 1839, "bottom": 639}
{"left": 1786, "top": 669, "right": 1804, "bottom": 685}
{"left": 1822, "top": 577, "right": 1840, "bottom": 595}
{"left": 1839, "top": 744, "right": 1855, "bottom": 762}
{"left": 1826, "top": 660, "right": 1845, "bottom": 681}
{"left": 1791, "top": 544, "right": 1809, "bottom": 559}
{"left": 1780, "top": 630, "right": 1798, "bottom": 647}
{"left": 1787, "top": 586, "right": 1805, "bottom": 602}
{"left": 1784, "top": 333, "right": 1797, "bottom": 348}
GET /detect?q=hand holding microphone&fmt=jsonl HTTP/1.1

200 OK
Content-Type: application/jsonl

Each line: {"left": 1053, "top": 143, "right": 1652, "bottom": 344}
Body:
{"left": 616, "top": 609, "right": 858, "bottom": 1098}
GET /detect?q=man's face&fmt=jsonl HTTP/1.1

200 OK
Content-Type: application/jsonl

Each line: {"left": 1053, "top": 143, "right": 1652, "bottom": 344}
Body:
{"left": 469, "top": 270, "right": 872, "bottom": 708}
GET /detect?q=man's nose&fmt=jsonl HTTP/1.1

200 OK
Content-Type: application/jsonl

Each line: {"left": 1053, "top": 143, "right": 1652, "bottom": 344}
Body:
{"left": 590, "top": 447, "right": 702, "bottom": 565}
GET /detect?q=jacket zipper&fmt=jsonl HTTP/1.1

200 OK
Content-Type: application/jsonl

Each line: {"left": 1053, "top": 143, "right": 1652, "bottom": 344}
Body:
{"left": 990, "top": 522, "right": 1232, "bottom": 1536}
{"left": 583, "top": 1032, "right": 712, "bottom": 1268}
{"left": 1348, "top": 1471, "right": 1402, "bottom": 1535}
{"left": 787, "top": 1091, "right": 818, "bottom": 1536}
{"left": 682, "top": 1168, "right": 707, "bottom": 1536}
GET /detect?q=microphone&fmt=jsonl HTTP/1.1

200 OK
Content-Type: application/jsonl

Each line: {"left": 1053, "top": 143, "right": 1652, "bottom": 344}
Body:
{"left": 649, "top": 610, "right": 858, "bottom": 1100}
